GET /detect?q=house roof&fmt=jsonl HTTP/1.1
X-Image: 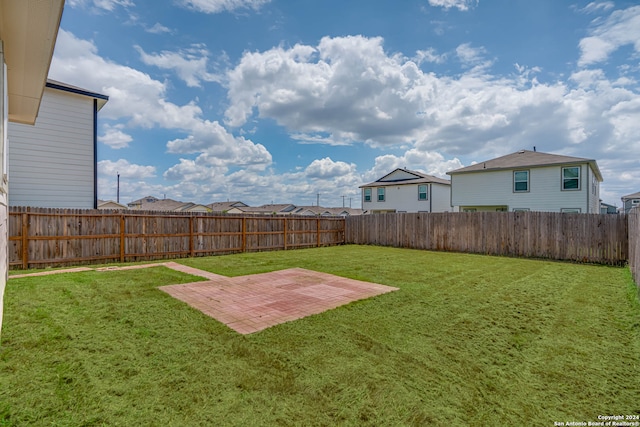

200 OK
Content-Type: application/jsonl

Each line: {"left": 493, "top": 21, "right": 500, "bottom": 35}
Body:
{"left": 97, "top": 199, "right": 128, "bottom": 210}
{"left": 621, "top": 191, "right": 640, "bottom": 200}
{"left": 207, "top": 201, "right": 248, "bottom": 212}
{"left": 127, "top": 196, "right": 209, "bottom": 212}
{"left": 446, "top": 150, "right": 603, "bottom": 181}
{"left": 46, "top": 79, "right": 109, "bottom": 111}
{"left": 1, "top": 0, "right": 65, "bottom": 124}
{"left": 360, "top": 168, "right": 450, "bottom": 188}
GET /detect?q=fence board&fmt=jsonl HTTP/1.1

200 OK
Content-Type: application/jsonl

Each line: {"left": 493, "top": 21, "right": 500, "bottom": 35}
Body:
{"left": 346, "top": 211, "right": 628, "bottom": 266}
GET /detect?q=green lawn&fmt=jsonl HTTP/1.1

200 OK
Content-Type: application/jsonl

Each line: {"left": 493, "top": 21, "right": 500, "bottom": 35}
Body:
{"left": 1, "top": 245, "right": 639, "bottom": 426}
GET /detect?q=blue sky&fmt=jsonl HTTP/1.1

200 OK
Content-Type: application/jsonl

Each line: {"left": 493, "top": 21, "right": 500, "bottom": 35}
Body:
{"left": 50, "top": 0, "right": 640, "bottom": 208}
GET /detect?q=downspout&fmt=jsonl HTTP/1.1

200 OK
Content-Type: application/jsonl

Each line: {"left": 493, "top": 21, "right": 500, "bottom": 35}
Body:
{"left": 93, "top": 98, "right": 98, "bottom": 209}
{"left": 585, "top": 164, "right": 589, "bottom": 214}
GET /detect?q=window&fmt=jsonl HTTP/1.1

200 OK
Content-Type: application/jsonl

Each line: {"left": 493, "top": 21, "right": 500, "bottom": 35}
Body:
{"left": 562, "top": 167, "right": 580, "bottom": 190}
{"left": 463, "top": 208, "right": 476, "bottom": 212}
{"left": 377, "top": 187, "right": 385, "bottom": 202}
{"left": 363, "top": 188, "right": 371, "bottom": 203}
{"left": 496, "top": 207, "right": 508, "bottom": 212}
{"left": 561, "top": 208, "right": 581, "bottom": 213}
{"left": 514, "top": 170, "right": 529, "bottom": 192}
{"left": 513, "top": 208, "right": 529, "bottom": 212}
{"left": 418, "top": 185, "right": 428, "bottom": 201}
{"left": 632, "top": 199, "right": 640, "bottom": 206}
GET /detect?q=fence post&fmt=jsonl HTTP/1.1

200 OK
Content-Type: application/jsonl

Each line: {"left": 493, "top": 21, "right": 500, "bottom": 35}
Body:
{"left": 283, "top": 217, "right": 287, "bottom": 250}
{"left": 189, "top": 215, "right": 195, "bottom": 257}
{"left": 21, "top": 211, "right": 28, "bottom": 269}
{"left": 242, "top": 217, "right": 246, "bottom": 252}
{"left": 317, "top": 218, "right": 320, "bottom": 247}
{"left": 120, "top": 214, "right": 125, "bottom": 263}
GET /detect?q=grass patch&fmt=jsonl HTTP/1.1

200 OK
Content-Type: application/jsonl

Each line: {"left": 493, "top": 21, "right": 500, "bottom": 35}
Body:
{"left": 1, "top": 245, "right": 639, "bottom": 426}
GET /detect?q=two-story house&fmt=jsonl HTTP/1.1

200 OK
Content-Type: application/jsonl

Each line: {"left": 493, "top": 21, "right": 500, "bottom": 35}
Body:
{"left": 360, "top": 168, "right": 454, "bottom": 214}
{"left": 8, "top": 80, "right": 108, "bottom": 208}
{"left": 621, "top": 192, "right": 640, "bottom": 213}
{"left": 446, "top": 150, "right": 603, "bottom": 213}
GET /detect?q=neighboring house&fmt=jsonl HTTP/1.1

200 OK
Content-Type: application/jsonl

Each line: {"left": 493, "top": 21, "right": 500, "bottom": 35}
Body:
{"left": 226, "top": 204, "right": 297, "bottom": 215}
{"left": 360, "top": 168, "right": 454, "bottom": 214}
{"left": 8, "top": 79, "right": 108, "bottom": 208}
{"left": 447, "top": 150, "right": 603, "bottom": 213}
{"left": 293, "top": 206, "right": 364, "bottom": 217}
{"left": 621, "top": 192, "right": 640, "bottom": 213}
{"left": 127, "top": 196, "right": 211, "bottom": 212}
{"left": 207, "top": 201, "right": 248, "bottom": 213}
{"left": 97, "top": 199, "right": 128, "bottom": 210}
{"left": 1, "top": 0, "right": 65, "bottom": 336}
{"left": 600, "top": 201, "right": 618, "bottom": 215}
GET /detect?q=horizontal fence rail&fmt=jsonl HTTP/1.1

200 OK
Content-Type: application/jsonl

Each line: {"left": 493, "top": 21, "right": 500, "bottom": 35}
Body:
{"left": 9, "top": 207, "right": 345, "bottom": 269}
{"left": 345, "top": 211, "right": 629, "bottom": 266}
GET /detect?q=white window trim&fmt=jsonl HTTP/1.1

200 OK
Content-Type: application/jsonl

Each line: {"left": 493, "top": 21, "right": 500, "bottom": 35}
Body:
{"left": 561, "top": 208, "right": 582, "bottom": 213}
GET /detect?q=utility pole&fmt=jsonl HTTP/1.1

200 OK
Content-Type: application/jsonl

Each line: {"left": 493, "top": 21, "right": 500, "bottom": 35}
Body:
{"left": 316, "top": 193, "right": 320, "bottom": 207}
{"left": 341, "top": 195, "right": 346, "bottom": 207}
{"left": 117, "top": 172, "right": 120, "bottom": 203}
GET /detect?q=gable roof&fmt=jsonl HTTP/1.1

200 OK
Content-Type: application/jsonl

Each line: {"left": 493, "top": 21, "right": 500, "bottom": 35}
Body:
{"left": 207, "top": 201, "right": 248, "bottom": 212}
{"left": 622, "top": 191, "right": 640, "bottom": 200}
{"left": 447, "top": 150, "right": 603, "bottom": 181}
{"left": 360, "top": 168, "right": 450, "bottom": 188}
{"left": 46, "top": 79, "right": 109, "bottom": 111}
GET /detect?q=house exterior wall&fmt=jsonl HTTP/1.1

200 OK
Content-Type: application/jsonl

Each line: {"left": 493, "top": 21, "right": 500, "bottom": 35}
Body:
{"left": 362, "top": 183, "right": 453, "bottom": 213}
{"left": 622, "top": 197, "right": 640, "bottom": 213}
{"left": 451, "top": 163, "right": 598, "bottom": 213}
{"left": 7, "top": 87, "right": 95, "bottom": 208}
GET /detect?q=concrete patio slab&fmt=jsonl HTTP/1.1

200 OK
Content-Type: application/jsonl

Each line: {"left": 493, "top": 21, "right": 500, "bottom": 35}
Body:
{"left": 159, "top": 267, "right": 398, "bottom": 334}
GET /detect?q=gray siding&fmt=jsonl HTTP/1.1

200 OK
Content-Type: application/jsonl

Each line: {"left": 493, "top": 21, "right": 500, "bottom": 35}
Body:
{"left": 8, "top": 87, "right": 95, "bottom": 208}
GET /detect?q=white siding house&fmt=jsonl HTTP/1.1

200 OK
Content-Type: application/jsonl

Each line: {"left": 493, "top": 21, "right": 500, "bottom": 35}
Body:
{"left": 0, "top": 0, "right": 65, "bottom": 336}
{"left": 447, "top": 150, "right": 603, "bottom": 213}
{"left": 360, "top": 168, "right": 454, "bottom": 213}
{"left": 8, "top": 80, "right": 108, "bottom": 208}
{"left": 621, "top": 192, "right": 640, "bottom": 214}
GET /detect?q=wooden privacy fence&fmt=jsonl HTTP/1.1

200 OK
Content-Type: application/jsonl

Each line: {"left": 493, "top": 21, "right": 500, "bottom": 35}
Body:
{"left": 8, "top": 207, "right": 345, "bottom": 269}
{"left": 346, "top": 211, "right": 629, "bottom": 266}
{"left": 629, "top": 209, "right": 640, "bottom": 286}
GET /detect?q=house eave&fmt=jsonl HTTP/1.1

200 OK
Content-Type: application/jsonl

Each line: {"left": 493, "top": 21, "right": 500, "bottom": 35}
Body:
{"left": 447, "top": 159, "right": 603, "bottom": 182}
{"left": 0, "top": 0, "right": 65, "bottom": 125}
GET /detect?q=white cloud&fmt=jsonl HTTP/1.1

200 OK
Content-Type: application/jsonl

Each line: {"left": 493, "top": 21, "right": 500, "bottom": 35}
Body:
{"left": 578, "top": 6, "right": 640, "bottom": 66}
{"left": 413, "top": 48, "right": 447, "bottom": 65}
{"left": 305, "top": 158, "right": 356, "bottom": 179}
{"left": 366, "top": 150, "right": 463, "bottom": 182}
{"left": 135, "top": 44, "right": 222, "bottom": 87}
{"left": 99, "top": 125, "right": 133, "bottom": 149}
{"left": 578, "top": 2, "right": 615, "bottom": 14}
{"left": 427, "top": 0, "right": 478, "bottom": 11}
{"left": 178, "top": 0, "right": 270, "bottom": 14}
{"left": 98, "top": 159, "right": 156, "bottom": 179}
{"left": 146, "top": 23, "right": 172, "bottom": 34}
{"left": 67, "top": 0, "right": 133, "bottom": 11}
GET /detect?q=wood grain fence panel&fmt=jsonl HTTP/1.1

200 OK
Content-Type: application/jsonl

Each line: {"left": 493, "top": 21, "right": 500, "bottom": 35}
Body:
{"left": 346, "top": 212, "right": 628, "bottom": 266}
